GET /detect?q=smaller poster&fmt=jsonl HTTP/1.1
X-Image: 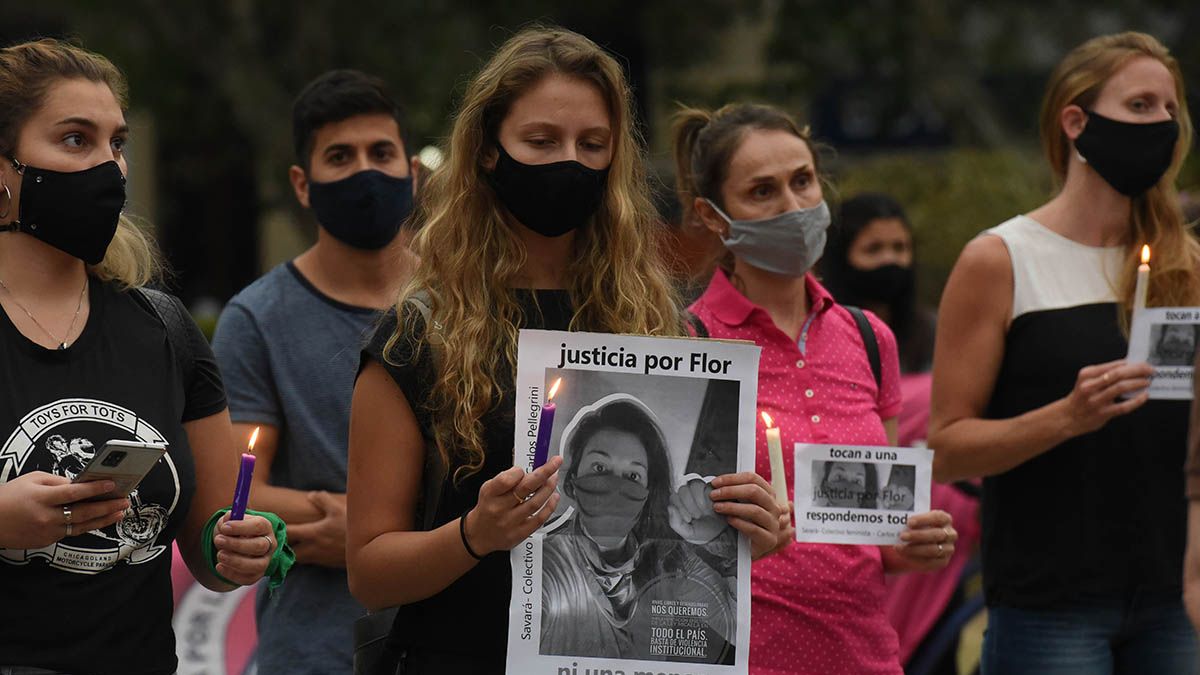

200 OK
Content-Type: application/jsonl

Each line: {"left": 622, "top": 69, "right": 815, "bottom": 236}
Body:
{"left": 793, "top": 444, "right": 933, "bottom": 546}
{"left": 1126, "top": 307, "right": 1200, "bottom": 400}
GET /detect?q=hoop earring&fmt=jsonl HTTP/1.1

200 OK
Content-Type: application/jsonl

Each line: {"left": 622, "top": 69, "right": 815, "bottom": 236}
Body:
{"left": 0, "top": 183, "right": 10, "bottom": 220}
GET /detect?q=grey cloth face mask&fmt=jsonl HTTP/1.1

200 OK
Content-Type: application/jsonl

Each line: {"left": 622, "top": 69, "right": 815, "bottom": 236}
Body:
{"left": 706, "top": 199, "right": 831, "bottom": 277}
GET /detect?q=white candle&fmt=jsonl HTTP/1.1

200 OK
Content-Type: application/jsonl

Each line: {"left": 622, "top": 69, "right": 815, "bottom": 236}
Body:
{"left": 761, "top": 412, "right": 788, "bottom": 504}
{"left": 1133, "top": 244, "right": 1151, "bottom": 315}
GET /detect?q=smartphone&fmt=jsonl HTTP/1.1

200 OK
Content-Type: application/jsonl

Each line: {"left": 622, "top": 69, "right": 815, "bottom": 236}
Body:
{"left": 71, "top": 440, "right": 168, "bottom": 502}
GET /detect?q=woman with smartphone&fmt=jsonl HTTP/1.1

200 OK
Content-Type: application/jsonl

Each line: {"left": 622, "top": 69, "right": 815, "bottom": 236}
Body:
{"left": 0, "top": 39, "right": 283, "bottom": 675}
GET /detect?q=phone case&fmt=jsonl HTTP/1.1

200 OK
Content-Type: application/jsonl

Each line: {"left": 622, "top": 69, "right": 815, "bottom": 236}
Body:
{"left": 73, "top": 440, "right": 168, "bottom": 502}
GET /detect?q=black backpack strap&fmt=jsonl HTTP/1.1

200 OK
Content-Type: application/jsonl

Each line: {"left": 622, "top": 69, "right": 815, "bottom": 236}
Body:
{"left": 845, "top": 306, "right": 882, "bottom": 389}
{"left": 403, "top": 291, "right": 446, "bottom": 532}
{"left": 686, "top": 311, "right": 709, "bottom": 338}
{"left": 132, "top": 287, "right": 195, "bottom": 386}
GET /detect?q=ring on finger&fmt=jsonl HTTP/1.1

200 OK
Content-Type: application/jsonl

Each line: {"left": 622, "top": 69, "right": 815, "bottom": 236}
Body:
{"left": 943, "top": 526, "right": 953, "bottom": 542}
{"left": 512, "top": 491, "right": 527, "bottom": 507}
{"left": 63, "top": 505, "right": 73, "bottom": 525}
{"left": 937, "top": 542, "right": 944, "bottom": 555}
{"left": 1102, "top": 372, "right": 1111, "bottom": 383}
{"left": 260, "top": 535, "right": 274, "bottom": 553}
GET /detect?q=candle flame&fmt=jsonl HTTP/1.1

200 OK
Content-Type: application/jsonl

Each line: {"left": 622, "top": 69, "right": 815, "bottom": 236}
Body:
{"left": 760, "top": 411, "right": 775, "bottom": 428}
{"left": 1142, "top": 244, "right": 1151, "bottom": 264}
{"left": 248, "top": 427, "right": 260, "bottom": 453}
{"left": 548, "top": 377, "right": 562, "bottom": 400}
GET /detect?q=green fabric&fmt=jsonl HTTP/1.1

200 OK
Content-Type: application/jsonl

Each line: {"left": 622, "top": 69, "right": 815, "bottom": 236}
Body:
{"left": 201, "top": 507, "right": 295, "bottom": 592}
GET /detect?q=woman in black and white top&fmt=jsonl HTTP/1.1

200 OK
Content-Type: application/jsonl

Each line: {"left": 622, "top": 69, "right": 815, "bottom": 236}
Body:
{"left": 930, "top": 32, "right": 1200, "bottom": 674}
{"left": 0, "top": 39, "right": 283, "bottom": 675}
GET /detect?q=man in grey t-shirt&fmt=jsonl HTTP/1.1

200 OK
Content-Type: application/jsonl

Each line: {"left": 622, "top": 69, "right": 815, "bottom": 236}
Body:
{"left": 212, "top": 70, "right": 418, "bottom": 674}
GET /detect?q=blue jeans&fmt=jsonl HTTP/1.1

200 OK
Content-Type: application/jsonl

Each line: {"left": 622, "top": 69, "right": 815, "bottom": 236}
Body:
{"left": 983, "top": 591, "right": 1199, "bottom": 674}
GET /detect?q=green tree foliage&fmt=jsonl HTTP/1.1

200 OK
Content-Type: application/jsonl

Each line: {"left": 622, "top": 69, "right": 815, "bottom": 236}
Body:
{"left": 832, "top": 148, "right": 1050, "bottom": 306}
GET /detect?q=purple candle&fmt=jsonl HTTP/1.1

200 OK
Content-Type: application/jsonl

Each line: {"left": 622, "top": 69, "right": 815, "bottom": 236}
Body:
{"left": 230, "top": 428, "right": 259, "bottom": 520}
{"left": 533, "top": 378, "right": 562, "bottom": 469}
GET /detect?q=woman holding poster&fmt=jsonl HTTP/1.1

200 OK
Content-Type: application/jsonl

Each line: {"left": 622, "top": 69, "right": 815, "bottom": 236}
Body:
{"left": 673, "top": 102, "right": 956, "bottom": 675}
{"left": 930, "top": 32, "right": 1200, "bottom": 673}
{"left": 347, "top": 27, "right": 783, "bottom": 674}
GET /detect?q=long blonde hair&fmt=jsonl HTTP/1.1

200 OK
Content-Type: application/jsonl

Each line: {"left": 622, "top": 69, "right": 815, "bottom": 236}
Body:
{"left": 0, "top": 38, "right": 162, "bottom": 289}
{"left": 388, "top": 27, "right": 680, "bottom": 481}
{"left": 1040, "top": 31, "right": 1200, "bottom": 326}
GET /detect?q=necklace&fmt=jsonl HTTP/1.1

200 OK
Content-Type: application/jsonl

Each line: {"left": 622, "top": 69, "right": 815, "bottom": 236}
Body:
{"left": 0, "top": 275, "right": 89, "bottom": 350}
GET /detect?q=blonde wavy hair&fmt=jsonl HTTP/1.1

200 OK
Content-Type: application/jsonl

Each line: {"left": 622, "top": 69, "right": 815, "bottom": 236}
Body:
{"left": 0, "top": 38, "right": 162, "bottom": 289}
{"left": 1040, "top": 31, "right": 1200, "bottom": 328}
{"left": 387, "top": 27, "right": 680, "bottom": 482}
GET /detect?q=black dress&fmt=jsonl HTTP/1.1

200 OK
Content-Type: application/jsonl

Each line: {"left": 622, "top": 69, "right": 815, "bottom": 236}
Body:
{"left": 361, "top": 290, "right": 573, "bottom": 673}
{"left": 981, "top": 217, "right": 1187, "bottom": 609}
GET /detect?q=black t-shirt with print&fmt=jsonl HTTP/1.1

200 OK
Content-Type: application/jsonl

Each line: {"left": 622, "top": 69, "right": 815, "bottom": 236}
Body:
{"left": 0, "top": 278, "right": 226, "bottom": 675}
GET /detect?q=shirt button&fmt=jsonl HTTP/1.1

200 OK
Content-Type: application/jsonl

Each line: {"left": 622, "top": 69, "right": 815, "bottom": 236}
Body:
{"left": 811, "top": 414, "right": 821, "bottom": 423}
{"left": 796, "top": 360, "right": 805, "bottom": 369}
{"left": 805, "top": 389, "right": 814, "bottom": 398}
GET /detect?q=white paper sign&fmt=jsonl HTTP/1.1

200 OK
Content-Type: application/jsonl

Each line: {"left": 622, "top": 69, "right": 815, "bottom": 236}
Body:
{"left": 1126, "top": 307, "right": 1199, "bottom": 400}
{"left": 507, "top": 329, "right": 761, "bottom": 675}
{"left": 793, "top": 444, "right": 933, "bottom": 545}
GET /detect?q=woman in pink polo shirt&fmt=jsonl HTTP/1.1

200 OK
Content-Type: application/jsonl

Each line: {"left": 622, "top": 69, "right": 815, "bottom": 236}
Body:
{"left": 672, "top": 102, "right": 956, "bottom": 675}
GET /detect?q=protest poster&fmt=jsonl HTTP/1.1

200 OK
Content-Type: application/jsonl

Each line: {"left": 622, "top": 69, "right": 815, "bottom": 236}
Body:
{"left": 507, "top": 329, "right": 761, "bottom": 675}
{"left": 1126, "top": 307, "right": 1200, "bottom": 400}
{"left": 793, "top": 444, "right": 933, "bottom": 546}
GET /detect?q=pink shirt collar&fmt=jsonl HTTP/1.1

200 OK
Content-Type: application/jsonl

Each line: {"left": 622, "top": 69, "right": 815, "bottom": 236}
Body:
{"left": 701, "top": 268, "right": 836, "bottom": 327}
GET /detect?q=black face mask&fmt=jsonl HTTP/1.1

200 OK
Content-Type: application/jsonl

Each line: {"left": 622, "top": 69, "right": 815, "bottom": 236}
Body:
{"left": 1, "top": 158, "right": 126, "bottom": 265}
{"left": 1074, "top": 110, "right": 1180, "bottom": 196}
{"left": 487, "top": 144, "right": 609, "bottom": 237}
{"left": 844, "top": 263, "right": 914, "bottom": 304}
{"left": 308, "top": 169, "right": 414, "bottom": 250}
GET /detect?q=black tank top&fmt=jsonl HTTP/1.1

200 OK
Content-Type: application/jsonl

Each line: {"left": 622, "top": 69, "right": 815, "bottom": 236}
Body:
{"left": 982, "top": 216, "right": 1187, "bottom": 608}
{"left": 361, "top": 289, "right": 574, "bottom": 673}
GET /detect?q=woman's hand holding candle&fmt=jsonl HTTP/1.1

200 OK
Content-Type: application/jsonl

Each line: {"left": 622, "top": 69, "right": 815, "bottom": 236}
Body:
{"left": 212, "top": 512, "right": 277, "bottom": 585}
{"left": 1060, "top": 359, "right": 1153, "bottom": 437}
{"left": 461, "top": 456, "right": 563, "bottom": 558}
{"left": 212, "top": 426, "right": 276, "bottom": 585}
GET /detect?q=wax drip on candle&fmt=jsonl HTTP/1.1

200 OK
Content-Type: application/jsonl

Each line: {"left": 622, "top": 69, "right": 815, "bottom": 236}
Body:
{"left": 230, "top": 427, "right": 260, "bottom": 521}
{"left": 533, "top": 378, "right": 562, "bottom": 469}
{"left": 761, "top": 412, "right": 789, "bottom": 504}
{"left": 1133, "top": 244, "right": 1151, "bottom": 315}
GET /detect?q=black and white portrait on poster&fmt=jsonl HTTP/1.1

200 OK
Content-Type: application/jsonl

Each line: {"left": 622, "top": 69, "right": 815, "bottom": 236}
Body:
{"left": 508, "top": 329, "right": 761, "bottom": 675}
{"left": 1127, "top": 307, "right": 1200, "bottom": 399}
{"left": 794, "top": 444, "right": 932, "bottom": 546}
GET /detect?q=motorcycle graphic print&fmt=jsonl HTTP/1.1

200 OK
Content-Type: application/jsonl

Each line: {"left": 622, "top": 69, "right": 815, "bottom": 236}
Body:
{"left": 0, "top": 398, "right": 179, "bottom": 573}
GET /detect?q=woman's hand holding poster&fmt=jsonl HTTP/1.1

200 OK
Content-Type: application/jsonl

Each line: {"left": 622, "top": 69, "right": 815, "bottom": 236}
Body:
{"left": 507, "top": 329, "right": 761, "bottom": 675}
